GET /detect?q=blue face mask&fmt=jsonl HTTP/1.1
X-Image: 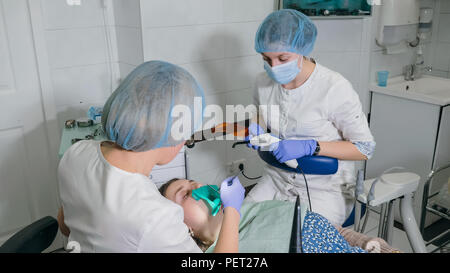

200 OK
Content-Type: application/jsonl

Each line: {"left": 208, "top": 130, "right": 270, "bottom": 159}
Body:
{"left": 264, "top": 57, "right": 303, "bottom": 85}
{"left": 191, "top": 185, "right": 222, "bottom": 216}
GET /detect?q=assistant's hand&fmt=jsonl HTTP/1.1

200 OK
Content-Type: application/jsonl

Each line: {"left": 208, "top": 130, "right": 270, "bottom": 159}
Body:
{"left": 272, "top": 139, "right": 317, "bottom": 163}
{"left": 220, "top": 176, "right": 245, "bottom": 216}
{"left": 245, "top": 123, "right": 265, "bottom": 150}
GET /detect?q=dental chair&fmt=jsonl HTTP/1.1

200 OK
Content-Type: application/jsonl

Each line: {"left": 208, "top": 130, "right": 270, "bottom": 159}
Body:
{"left": 0, "top": 216, "right": 58, "bottom": 253}
{"left": 355, "top": 171, "right": 428, "bottom": 253}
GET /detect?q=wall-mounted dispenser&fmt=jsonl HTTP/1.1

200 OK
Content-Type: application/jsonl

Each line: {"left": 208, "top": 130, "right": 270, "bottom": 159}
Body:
{"left": 376, "top": 0, "right": 420, "bottom": 54}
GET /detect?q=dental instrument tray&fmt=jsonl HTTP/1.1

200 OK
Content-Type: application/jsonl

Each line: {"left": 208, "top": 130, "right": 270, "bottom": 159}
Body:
{"left": 58, "top": 123, "right": 106, "bottom": 158}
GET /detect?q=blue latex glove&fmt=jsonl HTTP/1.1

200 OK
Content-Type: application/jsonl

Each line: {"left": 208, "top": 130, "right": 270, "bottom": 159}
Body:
{"left": 220, "top": 176, "right": 245, "bottom": 216}
{"left": 245, "top": 123, "right": 265, "bottom": 150}
{"left": 272, "top": 139, "right": 317, "bottom": 163}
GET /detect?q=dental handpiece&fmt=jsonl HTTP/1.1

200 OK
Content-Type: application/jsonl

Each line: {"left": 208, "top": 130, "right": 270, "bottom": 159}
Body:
{"left": 250, "top": 133, "right": 299, "bottom": 169}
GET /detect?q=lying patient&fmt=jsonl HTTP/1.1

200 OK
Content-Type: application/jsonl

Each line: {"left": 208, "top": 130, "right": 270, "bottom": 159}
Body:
{"left": 160, "top": 178, "right": 399, "bottom": 253}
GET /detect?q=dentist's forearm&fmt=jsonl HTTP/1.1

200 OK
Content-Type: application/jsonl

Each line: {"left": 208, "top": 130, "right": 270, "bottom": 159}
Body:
{"left": 214, "top": 207, "right": 240, "bottom": 253}
{"left": 317, "top": 141, "right": 368, "bottom": 161}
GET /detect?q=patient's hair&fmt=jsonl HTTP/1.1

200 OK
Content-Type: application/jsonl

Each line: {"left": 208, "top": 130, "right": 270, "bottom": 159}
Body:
{"left": 158, "top": 178, "right": 180, "bottom": 196}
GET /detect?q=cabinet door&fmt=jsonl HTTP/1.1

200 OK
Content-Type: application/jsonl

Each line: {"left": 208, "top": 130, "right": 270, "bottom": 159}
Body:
{"left": 366, "top": 93, "right": 440, "bottom": 219}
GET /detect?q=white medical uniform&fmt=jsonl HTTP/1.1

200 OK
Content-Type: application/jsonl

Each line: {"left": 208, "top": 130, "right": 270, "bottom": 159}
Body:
{"left": 57, "top": 140, "right": 202, "bottom": 253}
{"left": 246, "top": 62, "right": 374, "bottom": 225}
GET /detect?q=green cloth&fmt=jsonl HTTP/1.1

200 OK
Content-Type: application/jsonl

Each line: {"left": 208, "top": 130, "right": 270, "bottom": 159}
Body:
{"left": 205, "top": 200, "right": 308, "bottom": 253}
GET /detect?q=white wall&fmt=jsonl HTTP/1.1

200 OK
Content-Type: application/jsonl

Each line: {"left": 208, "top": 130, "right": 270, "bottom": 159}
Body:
{"left": 311, "top": 18, "right": 373, "bottom": 113}
{"left": 368, "top": 0, "right": 443, "bottom": 85}
{"left": 369, "top": 3, "right": 418, "bottom": 82}
{"left": 429, "top": 0, "right": 450, "bottom": 78}
{"left": 112, "top": 0, "right": 143, "bottom": 79}
{"left": 40, "top": 0, "right": 120, "bottom": 132}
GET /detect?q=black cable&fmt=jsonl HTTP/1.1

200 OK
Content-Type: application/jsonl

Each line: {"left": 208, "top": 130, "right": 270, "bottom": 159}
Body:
{"left": 241, "top": 172, "right": 262, "bottom": 180}
{"left": 237, "top": 162, "right": 311, "bottom": 210}
{"left": 297, "top": 197, "right": 303, "bottom": 253}
{"left": 295, "top": 165, "right": 311, "bottom": 253}
{"left": 299, "top": 212, "right": 303, "bottom": 253}
{"left": 239, "top": 163, "right": 262, "bottom": 180}
{"left": 295, "top": 165, "right": 313, "bottom": 212}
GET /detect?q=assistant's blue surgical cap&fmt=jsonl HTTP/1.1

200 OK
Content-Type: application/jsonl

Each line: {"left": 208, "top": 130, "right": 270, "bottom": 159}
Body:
{"left": 102, "top": 60, "right": 205, "bottom": 152}
{"left": 255, "top": 9, "right": 317, "bottom": 56}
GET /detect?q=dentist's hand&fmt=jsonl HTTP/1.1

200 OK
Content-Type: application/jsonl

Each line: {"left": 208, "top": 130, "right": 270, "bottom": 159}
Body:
{"left": 272, "top": 139, "right": 317, "bottom": 163}
{"left": 245, "top": 123, "right": 265, "bottom": 150}
{"left": 220, "top": 176, "right": 245, "bottom": 216}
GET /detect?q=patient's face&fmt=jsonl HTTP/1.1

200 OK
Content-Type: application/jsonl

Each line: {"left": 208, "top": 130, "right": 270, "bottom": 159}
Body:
{"left": 164, "top": 179, "right": 217, "bottom": 235}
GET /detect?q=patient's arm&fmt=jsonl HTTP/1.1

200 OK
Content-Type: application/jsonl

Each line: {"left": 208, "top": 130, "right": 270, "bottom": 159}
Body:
{"left": 334, "top": 225, "right": 400, "bottom": 253}
{"left": 213, "top": 207, "right": 240, "bottom": 253}
{"left": 57, "top": 206, "right": 71, "bottom": 237}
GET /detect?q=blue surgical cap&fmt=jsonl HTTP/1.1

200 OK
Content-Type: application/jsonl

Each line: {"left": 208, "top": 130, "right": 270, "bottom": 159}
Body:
{"left": 102, "top": 61, "right": 205, "bottom": 152}
{"left": 255, "top": 9, "right": 317, "bottom": 56}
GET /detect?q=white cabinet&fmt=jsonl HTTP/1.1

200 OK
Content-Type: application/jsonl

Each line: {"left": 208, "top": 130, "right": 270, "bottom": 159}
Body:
{"left": 366, "top": 92, "right": 449, "bottom": 222}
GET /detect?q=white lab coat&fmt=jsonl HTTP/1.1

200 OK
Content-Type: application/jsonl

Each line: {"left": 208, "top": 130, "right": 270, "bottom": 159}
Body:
{"left": 57, "top": 140, "right": 202, "bottom": 253}
{"left": 246, "top": 62, "right": 374, "bottom": 225}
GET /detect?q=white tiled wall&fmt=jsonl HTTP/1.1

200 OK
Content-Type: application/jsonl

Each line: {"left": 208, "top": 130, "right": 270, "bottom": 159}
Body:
{"left": 369, "top": 0, "right": 449, "bottom": 84}
{"left": 310, "top": 18, "right": 372, "bottom": 112}
{"left": 41, "top": 0, "right": 146, "bottom": 134}
{"left": 41, "top": 0, "right": 120, "bottom": 131}
{"left": 368, "top": 4, "right": 419, "bottom": 83}
{"left": 41, "top": 0, "right": 106, "bottom": 29}
{"left": 429, "top": 0, "right": 450, "bottom": 78}
{"left": 112, "top": 0, "right": 143, "bottom": 78}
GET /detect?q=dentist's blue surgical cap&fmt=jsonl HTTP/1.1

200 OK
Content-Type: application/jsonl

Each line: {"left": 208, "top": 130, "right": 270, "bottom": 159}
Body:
{"left": 102, "top": 60, "right": 205, "bottom": 152}
{"left": 255, "top": 9, "right": 317, "bottom": 56}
